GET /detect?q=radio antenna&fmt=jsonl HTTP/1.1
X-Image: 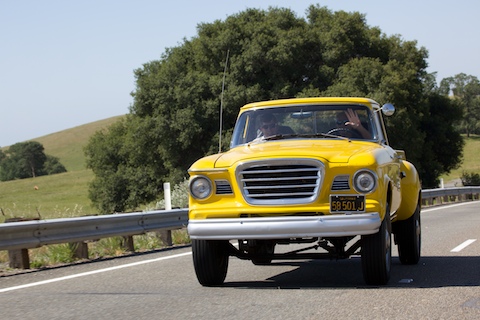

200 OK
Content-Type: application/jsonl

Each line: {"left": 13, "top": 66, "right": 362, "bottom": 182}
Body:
{"left": 218, "top": 49, "right": 229, "bottom": 153}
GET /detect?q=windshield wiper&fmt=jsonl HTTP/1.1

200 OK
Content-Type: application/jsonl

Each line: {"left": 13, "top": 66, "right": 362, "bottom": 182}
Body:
{"left": 288, "top": 133, "right": 350, "bottom": 140}
{"left": 263, "top": 133, "right": 299, "bottom": 141}
{"left": 262, "top": 133, "right": 350, "bottom": 141}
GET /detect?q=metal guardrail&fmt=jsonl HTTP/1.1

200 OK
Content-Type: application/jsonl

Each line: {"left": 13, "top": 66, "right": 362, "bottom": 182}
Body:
{"left": 421, "top": 187, "right": 480, "bottom": 206}
{"left": 0, "top": 209, "right": 188, "bottom": 251}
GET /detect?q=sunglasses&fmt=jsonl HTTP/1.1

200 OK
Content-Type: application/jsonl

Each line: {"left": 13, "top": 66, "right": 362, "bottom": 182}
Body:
{"left": 336, "top": 120, "right": 348, "bottom": 125}
{"left": 262, "top": 123, "right": 277, "bottom": 130}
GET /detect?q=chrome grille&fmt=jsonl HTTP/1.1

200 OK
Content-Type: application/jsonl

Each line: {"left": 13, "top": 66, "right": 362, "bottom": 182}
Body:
{"left": 236, "top": 159, "right": 323, "bottom": 205}
{"left": 215, "top": 180, "right": 233, "bottom": 194}
{"left": 331, "top": 175, "right": 350, "bottom": 191}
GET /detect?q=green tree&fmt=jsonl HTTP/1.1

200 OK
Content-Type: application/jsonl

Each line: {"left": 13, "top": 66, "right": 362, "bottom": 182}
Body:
{"left": 439, "top": 73, "right": 480, "bottom": 136}
{"left": 0, "top": 141, "right": 66, "bottom": 181}
{"left": 85, "top": 116, "right": 170, "bottom": 213}
{"left": 1, "top": 141, "right": 46, "bottom": 179}
{"left": 85, "top": 5, "right": 464, "bottom": 211}
{"left": 43, "top": 155, "right": 67, "bottom": 175}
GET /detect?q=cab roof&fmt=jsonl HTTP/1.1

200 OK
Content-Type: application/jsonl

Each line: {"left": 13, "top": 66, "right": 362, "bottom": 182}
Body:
{"left": 240, "top": 97, "right": 380, "bottom": 112}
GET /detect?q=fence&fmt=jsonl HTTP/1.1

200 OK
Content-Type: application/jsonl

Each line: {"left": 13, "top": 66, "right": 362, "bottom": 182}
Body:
{"left": 421, "top": 187, "right": 480, "bottom": 206}
{"left": 1, "top": 187, "right": 480, "bottom": 270}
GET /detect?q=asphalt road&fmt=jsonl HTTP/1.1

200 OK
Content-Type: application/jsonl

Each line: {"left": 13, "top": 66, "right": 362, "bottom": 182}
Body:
{"left": 1, "top": 202, "right": 479, "bottom": 319}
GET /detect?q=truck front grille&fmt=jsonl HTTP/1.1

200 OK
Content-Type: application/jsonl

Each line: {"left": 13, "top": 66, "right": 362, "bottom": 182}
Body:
{"left": 236, "top": 159, "right": 324, "bottom": 205}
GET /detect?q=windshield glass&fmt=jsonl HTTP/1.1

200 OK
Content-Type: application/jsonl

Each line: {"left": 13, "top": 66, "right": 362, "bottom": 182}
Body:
{"left": 230, "top": 104, "right": 377, "bottom": 148}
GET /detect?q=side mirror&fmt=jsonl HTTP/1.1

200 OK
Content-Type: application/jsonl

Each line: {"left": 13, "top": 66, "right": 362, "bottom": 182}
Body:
{"left": 380, "top": 103, "right": 395, "bottom": 116}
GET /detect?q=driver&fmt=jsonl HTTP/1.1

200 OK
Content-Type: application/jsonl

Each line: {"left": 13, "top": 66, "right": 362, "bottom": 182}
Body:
{"left": 258, "top": 113, "right": 294, "bottom": 137}
{"left": 334, "top": 109, "right": 372, "bottom": 139}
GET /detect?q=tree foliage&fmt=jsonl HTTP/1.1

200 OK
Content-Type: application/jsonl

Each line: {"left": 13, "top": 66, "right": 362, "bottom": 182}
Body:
{"left": 461, "top": 171, "right": 480, "bottom": 186}
{"left": 439, "top": 73, "right": 480, "bottom": 136}
{"left": 0, "top": 141, "right": 67, "bottom": 181}
{"left": 85, "top": 5, "right": 464, "bottom": 212}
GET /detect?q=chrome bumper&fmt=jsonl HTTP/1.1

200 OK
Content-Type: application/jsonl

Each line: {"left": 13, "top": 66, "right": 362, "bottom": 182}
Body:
{"left": 187, "top": 213, "right": 381, "bottom": 240}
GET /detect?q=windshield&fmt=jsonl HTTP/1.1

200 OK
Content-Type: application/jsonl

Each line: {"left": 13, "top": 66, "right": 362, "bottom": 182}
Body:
{"left": 230, "top": 104, "right": 377, "bottom": 148}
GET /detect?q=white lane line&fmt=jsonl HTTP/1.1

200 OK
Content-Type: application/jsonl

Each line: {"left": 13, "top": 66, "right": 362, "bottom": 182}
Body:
{"left": 422, "top": 201, "right": 479, "bottom": 213}
{"left": 450, "top": 239, "right": 477, "bottom": 252}
{"left": 0, "top": 251, "right": 192, "bottom": 294}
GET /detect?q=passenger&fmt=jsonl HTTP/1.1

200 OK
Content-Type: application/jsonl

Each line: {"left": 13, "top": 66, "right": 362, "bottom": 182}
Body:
{"left": 334, "top": 109, "right": 372, "bottom": 139}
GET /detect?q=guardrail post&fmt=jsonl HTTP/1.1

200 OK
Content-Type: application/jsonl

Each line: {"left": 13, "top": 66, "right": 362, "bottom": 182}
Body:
{"left": 158, "top": 182, "right": 173, "bottom": 246}
{"left": 442, "top": 195, "right": 448, "bottom": 204}
{"left": 69, "top": 242, "right": 89, "bottom": 259}
{"left": 122, "top": 236, "right": 135, "bottom": 252}
{"left": 5, "top": 217, "right": 35, "bottom": 269}
{"left": 8, "top": 248, "right": 30, "bottom": 269}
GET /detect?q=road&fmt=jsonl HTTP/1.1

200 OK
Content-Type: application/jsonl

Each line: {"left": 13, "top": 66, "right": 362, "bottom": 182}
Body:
{"left": 1, "top": 202, "right": 479, "bottom": 319}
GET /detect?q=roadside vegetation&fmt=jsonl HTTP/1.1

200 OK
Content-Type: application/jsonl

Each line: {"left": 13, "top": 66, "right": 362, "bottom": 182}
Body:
{"left": 441, "top": 134, "right": 480, "bottom": 186}
{"left": 0, "top": 174, "right": 189, "bottom": 271}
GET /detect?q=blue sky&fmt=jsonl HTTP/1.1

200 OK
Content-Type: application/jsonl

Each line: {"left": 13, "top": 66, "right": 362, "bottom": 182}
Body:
{"left": 1, "top": 0, "right": 479, "bottom": 147}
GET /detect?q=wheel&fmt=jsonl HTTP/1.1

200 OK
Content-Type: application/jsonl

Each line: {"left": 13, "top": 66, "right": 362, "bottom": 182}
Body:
{"left": 192, "top": 239, "right": 229, "bottom": 286}
{"left": 396, "top": 203, "right": 421, "bottom": 264}
{"left": 326, "top": 127, "right": 362, "bottom": 139}
{"left": 250, "top": 240, "right": 275, "bottom": 265}
{"left": 361, "top": 205, "right": 392, "bottom": 285}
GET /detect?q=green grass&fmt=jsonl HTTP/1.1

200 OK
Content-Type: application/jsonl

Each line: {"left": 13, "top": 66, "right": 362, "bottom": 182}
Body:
{"left": 0, "top": 170, "right": 95, "bottom": 221}
{"left": 34, "top": 115, "right": 125, "bottom": 171}
{"left": 441, "top": 134, "right": 480, "bottom": 186}
{"left": 0, "top": 115, "right": 124, "bottom": 222}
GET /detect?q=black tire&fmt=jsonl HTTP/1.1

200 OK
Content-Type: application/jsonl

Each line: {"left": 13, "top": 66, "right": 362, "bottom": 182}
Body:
{"left": 192, "top": 239, "right": 229, "bottom": 286}
{"left": 361, "top": 206, "right": 392, "bottom": 285}
{"left": 251, "top": 240, "right": 275, "bottom": 265}
{"left": 396, "top": 203, "right": 421, "bottom": 265}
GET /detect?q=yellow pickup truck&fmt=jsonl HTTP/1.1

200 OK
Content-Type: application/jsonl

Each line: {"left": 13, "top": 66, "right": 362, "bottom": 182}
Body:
{"left": 188, "top": 97, "right": 421, "bottom": 286}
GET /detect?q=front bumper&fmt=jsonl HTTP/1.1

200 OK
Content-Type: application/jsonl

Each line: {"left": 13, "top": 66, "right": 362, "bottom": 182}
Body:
{"left": 187, "top": 213, "right": 381, "bottom": 240}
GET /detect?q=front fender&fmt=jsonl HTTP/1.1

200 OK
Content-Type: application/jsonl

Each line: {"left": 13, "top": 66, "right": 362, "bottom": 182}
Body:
{"left": 396, "top": 160, "right": 421, "bottom": 221}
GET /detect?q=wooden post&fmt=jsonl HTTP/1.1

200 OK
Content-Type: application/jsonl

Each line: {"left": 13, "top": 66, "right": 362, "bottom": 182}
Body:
{"left": 122, "top": 236, "right": 135, "bottom": 252}
{"left": 69, "top": 242, "right": 89, "bottom": 259}
{"left": 5, "top": 217, "right": 38, "bottom": 269}
{"left": 8, "top": 249, "right": 30, "bottom": 269}
{"left": 158, "top": 230, "right": 173, "bottom": 246}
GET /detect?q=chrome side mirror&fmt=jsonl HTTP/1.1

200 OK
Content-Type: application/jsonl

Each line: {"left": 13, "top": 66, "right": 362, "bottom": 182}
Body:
{"left": 380, "top": 103, "right": 395, "bottom": 116}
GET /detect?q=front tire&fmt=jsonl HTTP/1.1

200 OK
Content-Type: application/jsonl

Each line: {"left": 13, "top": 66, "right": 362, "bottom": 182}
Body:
{"left": 396, "top": 203, "right": 421, "bottom": 264}
{"left": 361, "top": 207, "right": 392, "bottom": 285}
{"left": 192, "top": 239, "right": 229, "bottom": 286}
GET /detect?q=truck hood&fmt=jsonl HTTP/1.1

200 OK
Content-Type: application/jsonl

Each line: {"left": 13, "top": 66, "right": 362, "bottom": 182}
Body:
{"left": 210, "top": 139, "right": 381, "bottom": 168}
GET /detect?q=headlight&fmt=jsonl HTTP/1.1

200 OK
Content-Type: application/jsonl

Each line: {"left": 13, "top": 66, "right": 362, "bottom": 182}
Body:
{"left": 189, "top": 176, "right": 213, "bottom": 200}
{"left": 353, "top": 170, "right": 377, "bottom": 194}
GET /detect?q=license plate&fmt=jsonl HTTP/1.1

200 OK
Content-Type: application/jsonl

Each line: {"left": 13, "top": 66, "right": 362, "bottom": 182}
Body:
{"left": 330, "top": 195, "right": 365, "bottom": 213}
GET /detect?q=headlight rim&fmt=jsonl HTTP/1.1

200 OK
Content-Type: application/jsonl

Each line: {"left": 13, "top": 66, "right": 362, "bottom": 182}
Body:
{"left": 353, "top": 169, "right": 377, "bottom": 194}
{"left": 189, "top": 175, "right": 213, "bottom": 200}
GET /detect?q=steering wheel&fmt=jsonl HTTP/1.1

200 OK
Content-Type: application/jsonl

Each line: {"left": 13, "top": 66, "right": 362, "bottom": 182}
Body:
{"left": 326, "top": 127, "right": 362, "bottom": 139}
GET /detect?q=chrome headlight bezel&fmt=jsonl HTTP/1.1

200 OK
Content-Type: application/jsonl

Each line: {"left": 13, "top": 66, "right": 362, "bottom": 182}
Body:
{"left": 353, "top": 169, "right": 377, "bottom": 194}
{"left": 189, "top": 175, "right": 213, "bottom": 200}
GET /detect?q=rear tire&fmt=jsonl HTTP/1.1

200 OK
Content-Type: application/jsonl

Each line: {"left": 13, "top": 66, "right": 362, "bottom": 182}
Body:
{"left": 251, "top": 240, "right": 275, "bottom": 265}
{"left": 396, "top": 203, "right": 421, "bottom": 265}
{"left": 192, "top": 239, "right": 229, "bottom": 286}
{"left": 361, "top": 205, "right": 392, "bottom": 285}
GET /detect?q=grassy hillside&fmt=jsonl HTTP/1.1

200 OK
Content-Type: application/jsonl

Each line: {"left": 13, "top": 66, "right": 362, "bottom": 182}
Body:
{"left": 0, "top": 115, "right": 124, "bottom": 221}
{"left": 441, "top": 134, "right": 480, "bottom": 186}
{"left": 0, "top": 119, "right": 478, "bottom": 222}
{"left": 34, "top": 115, "right": 125, "bottom": 171}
